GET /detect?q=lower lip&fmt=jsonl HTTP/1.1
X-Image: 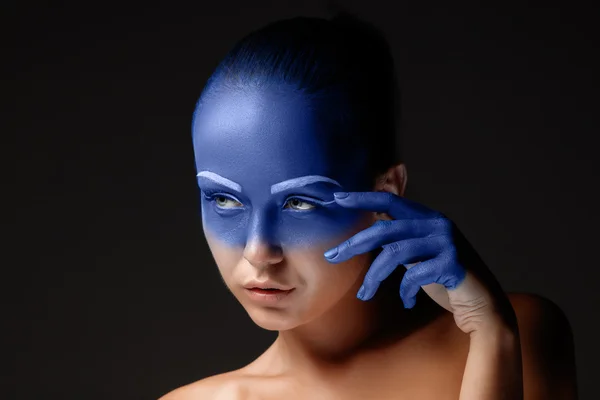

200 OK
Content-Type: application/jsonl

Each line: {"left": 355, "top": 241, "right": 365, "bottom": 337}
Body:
{"left": 245, "top": 288, "right": 295, "bottom": 304}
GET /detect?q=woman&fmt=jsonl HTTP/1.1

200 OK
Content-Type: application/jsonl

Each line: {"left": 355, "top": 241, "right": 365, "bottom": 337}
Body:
{"left": 161, "top": 14, "right": 577, "bottom": 399}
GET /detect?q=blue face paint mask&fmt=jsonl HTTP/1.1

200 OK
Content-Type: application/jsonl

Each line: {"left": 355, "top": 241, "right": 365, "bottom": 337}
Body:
{"left": 192, "top": 84, "right": 371, "bottom": 249}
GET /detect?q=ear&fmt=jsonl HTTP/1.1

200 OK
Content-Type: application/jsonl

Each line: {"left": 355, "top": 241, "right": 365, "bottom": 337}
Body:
{"left": 373, "top": 163, "right": 408, "bottom": 197}
{"left": 372, "top": 163, "right": 408, "bottom": 221}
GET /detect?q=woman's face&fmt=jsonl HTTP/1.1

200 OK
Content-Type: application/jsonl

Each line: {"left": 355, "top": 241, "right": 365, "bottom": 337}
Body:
{"left": 192, "top": 83, "right": 375, "bottom": 331}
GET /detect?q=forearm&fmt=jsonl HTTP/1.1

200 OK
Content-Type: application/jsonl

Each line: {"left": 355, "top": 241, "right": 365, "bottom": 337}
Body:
{"left": 459, "top": 322, "right": 524, "bottom": 400}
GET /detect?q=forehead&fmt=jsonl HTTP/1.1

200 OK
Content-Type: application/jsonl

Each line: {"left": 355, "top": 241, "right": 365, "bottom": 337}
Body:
{"left": 192, "top": 84, "right": 337, "bottom": 185}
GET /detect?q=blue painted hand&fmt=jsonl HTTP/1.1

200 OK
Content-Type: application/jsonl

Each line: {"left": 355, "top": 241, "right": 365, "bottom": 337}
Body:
{"left": 324, "top": 191, "right": 515, "bottom": 334}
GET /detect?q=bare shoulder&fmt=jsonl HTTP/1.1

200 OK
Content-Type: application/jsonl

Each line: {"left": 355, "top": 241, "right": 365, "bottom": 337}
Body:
{"left": 508, "top": 292, "right": 569, "bottom": 323}
{"left": 508, "top": 292, "right": 574, "bottom": 349}
{"left": 507, "top": 292, "right": 578, "bottom": 398}
{"left": 158, "top": 371, "right": 249, "bottom": 400}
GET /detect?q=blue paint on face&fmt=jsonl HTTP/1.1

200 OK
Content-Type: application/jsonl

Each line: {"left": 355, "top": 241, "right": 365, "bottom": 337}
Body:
{"left": 192, "top": 83, "right": 371, "bottom": 249}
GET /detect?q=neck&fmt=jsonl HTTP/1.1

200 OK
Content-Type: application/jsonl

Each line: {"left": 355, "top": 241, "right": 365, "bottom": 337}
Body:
{"left": 278, "top": 290, "right": 380, "bottom": 363}
{"left": 266, "top": 274, "right": 419, "bottom": 378}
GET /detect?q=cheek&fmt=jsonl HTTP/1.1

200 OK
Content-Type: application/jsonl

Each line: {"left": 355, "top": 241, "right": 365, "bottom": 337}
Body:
{"left": 315, "top": 214, "right": 376, "bottom": 287}
{"left": 204, "top": 233, "right": 242, "bottom": 280}
{"left": 201, "top": 201, "right": 248, "bottom": 246}
{"left": 279, "top": 208, "right": 363, "bottom": 248}
{"left": 287, "top": 215, "right": 375, "bottom": 288}
{"left": 286, "top": 246, "right": 371, "bottom": 322}
{"left": 314, "top": 247, "right": 370, "bottom": 283}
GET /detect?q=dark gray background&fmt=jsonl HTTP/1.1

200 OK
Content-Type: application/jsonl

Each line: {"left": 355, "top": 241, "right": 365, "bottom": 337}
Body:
{"left": 5, "top": 1, "right": 597, "bottom": 399}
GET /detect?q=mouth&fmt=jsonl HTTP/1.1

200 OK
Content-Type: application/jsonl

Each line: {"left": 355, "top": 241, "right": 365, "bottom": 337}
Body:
{"left": 244, "top": 287, "right": 296, "bottom": 303}
{"left": 243, "top": 280, "right": 294, "bottom": 291}
{"left": 247, "top": 288, "right": 293, "bottom": 294}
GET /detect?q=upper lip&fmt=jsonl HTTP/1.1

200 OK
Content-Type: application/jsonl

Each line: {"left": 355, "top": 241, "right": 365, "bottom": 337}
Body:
{"left": 243, "top": 280, "right": 294, "bottom": 291}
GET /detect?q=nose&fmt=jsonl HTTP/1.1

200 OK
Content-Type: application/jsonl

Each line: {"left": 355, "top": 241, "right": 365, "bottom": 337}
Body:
{"left": 243, "top": 208, "right": 283, "bottom": 268}
{"left": 243, "top": 239, "right": 284, "bottom": 269}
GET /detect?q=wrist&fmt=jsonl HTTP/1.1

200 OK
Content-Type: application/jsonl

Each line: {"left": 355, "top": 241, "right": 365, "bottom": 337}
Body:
{"left": 472, "top": 296, "right": 519, "bottom": 336}
{"left": 469, "top": 316, "right": 520, "bottom": 347}
{"left": 461, "top": 317, "right": 524, "bottom": 400}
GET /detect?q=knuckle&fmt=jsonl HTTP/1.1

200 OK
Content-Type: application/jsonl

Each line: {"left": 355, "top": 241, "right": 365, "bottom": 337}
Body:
{"left": 384, "top": 241, "right": 404, "bottom": 254}
{"left": 342, "top": 237, "right": 354, "bottom": 249}
{"left": 375, "top": 219, "right": 394, "bottom": 229}
{"left": 402, "top": 267, "right": 418, "bottom": 285}
{"left": 436, "top": 234, "right": 455, "bottom": 249}
{"left": 434, "top": 217, "right": 453, "bottom": 232}
{"left": 443, "top": 247, "right": 459, "bottom": 262}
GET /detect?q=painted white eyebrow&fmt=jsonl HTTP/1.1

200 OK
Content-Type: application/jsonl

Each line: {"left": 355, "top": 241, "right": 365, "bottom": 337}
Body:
{"left": 196, "top": 171, "right": 342, "bottom": 194}
{"left": 270, "top": 175, "right": 342, "bottom": 194}
{"left": 196, "top": 171, "right": 242, "bottom": 192}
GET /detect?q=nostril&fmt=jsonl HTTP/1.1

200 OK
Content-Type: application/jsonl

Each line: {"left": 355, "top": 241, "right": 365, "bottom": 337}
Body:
{"left": 243, "top": 240, "right": 283, "bottom": 267}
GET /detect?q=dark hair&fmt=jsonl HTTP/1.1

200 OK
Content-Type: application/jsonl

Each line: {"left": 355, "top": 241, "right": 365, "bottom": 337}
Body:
{"left": 194, "top": 13, "right": 401, "bottom": 187}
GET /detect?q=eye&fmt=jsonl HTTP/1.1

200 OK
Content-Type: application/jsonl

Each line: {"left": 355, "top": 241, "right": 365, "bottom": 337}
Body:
{"left": 284, "top": 197, "right": 317, "bottom": 211}
{"left": 202, "top": 190, "right": 243, "bottom": 209}
{"left": 214, "top": 196, "right": 242, "bottom": 208}
{"left": 201, "top": 190, "right": 325, "bottom": 212}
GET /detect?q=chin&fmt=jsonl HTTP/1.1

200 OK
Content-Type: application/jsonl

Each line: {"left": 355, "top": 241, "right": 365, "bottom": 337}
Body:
{"left": 244, "top": 306, "right": 305, "bottom": 331}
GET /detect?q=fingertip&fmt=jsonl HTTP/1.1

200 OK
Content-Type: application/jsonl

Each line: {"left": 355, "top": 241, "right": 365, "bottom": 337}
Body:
{"left": 362, "top": 287, "right": 378, "bottom": 301}
{"left": 324, "top": 247, "right": 338, "bottom": 259}
{"left": 402, "top": 296, "right": 416, "bottom": 309}
{"left": 356, "top": 284, "right": 366, "bottom": 300}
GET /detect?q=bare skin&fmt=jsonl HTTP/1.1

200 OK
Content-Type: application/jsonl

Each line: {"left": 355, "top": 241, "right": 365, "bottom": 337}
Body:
{"left": 161, "top": 294, "right": 576, "bottom": 400}
{"left": 160, "top": 165, "right": 578, "bottom": 400}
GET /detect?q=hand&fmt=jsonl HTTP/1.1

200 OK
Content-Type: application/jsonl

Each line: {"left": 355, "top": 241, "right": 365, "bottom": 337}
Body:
{"left": 323, "top": 191, "right": 516, "bottom": 334}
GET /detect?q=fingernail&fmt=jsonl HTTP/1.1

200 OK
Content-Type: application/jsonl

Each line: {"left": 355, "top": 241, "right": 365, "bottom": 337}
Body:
{"left": 324, "top": 248, "right": 338, "bottom": 259}
{"left": 334, "top": 192, "right": 349, "bottom": 199}
{"left": 357, "top": 285, "right": 366, "bottom": 300}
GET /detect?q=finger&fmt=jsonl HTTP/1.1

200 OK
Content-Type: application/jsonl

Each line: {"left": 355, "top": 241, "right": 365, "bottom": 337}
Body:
{"left": 333, "top": 191, "right": 443, "bottom": 220}
{"left": 358, "top": 236, "right": 446, "bottom": 301}
{"left": 399, "top": 252, "right": 467, "bottom": 308}
{"left": 325, "top": 220, "right": 440, "bottom": 263}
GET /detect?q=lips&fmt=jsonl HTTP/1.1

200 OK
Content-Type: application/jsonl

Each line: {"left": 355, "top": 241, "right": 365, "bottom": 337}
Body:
{"left": 243, "top": 280, "right": 294, "bottom": 291}
{"left": 244, "top": 286, "right": 296, "bottom": 303}
{"left": 248, "top": 288, "right": 292, "bottom": 294}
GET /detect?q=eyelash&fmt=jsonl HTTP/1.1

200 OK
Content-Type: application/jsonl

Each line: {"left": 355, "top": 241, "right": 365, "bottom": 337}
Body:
{"left": 201, "top": 189, "right": 334, "bottom": 209}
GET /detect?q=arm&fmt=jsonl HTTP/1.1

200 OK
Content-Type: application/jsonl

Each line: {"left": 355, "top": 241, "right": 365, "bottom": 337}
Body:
{"left": 515, "top": 294, "right": 578, "bottom": 399}
{"left": 460, "top": 318, "right": 523, "bottom": 399}
{"left": 321, "top": 192, "right": 577, "bottom": 398}
{"left": 459, "top": 294, "right": 578, "bottom": 400}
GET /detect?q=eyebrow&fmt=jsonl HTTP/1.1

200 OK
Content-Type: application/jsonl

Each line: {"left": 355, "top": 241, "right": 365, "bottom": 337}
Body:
{"left": 196, "top": 171, "right": 342, "bottom": 194}
{"left": 196, "top": 171, "right": 242, "bottom": 192}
